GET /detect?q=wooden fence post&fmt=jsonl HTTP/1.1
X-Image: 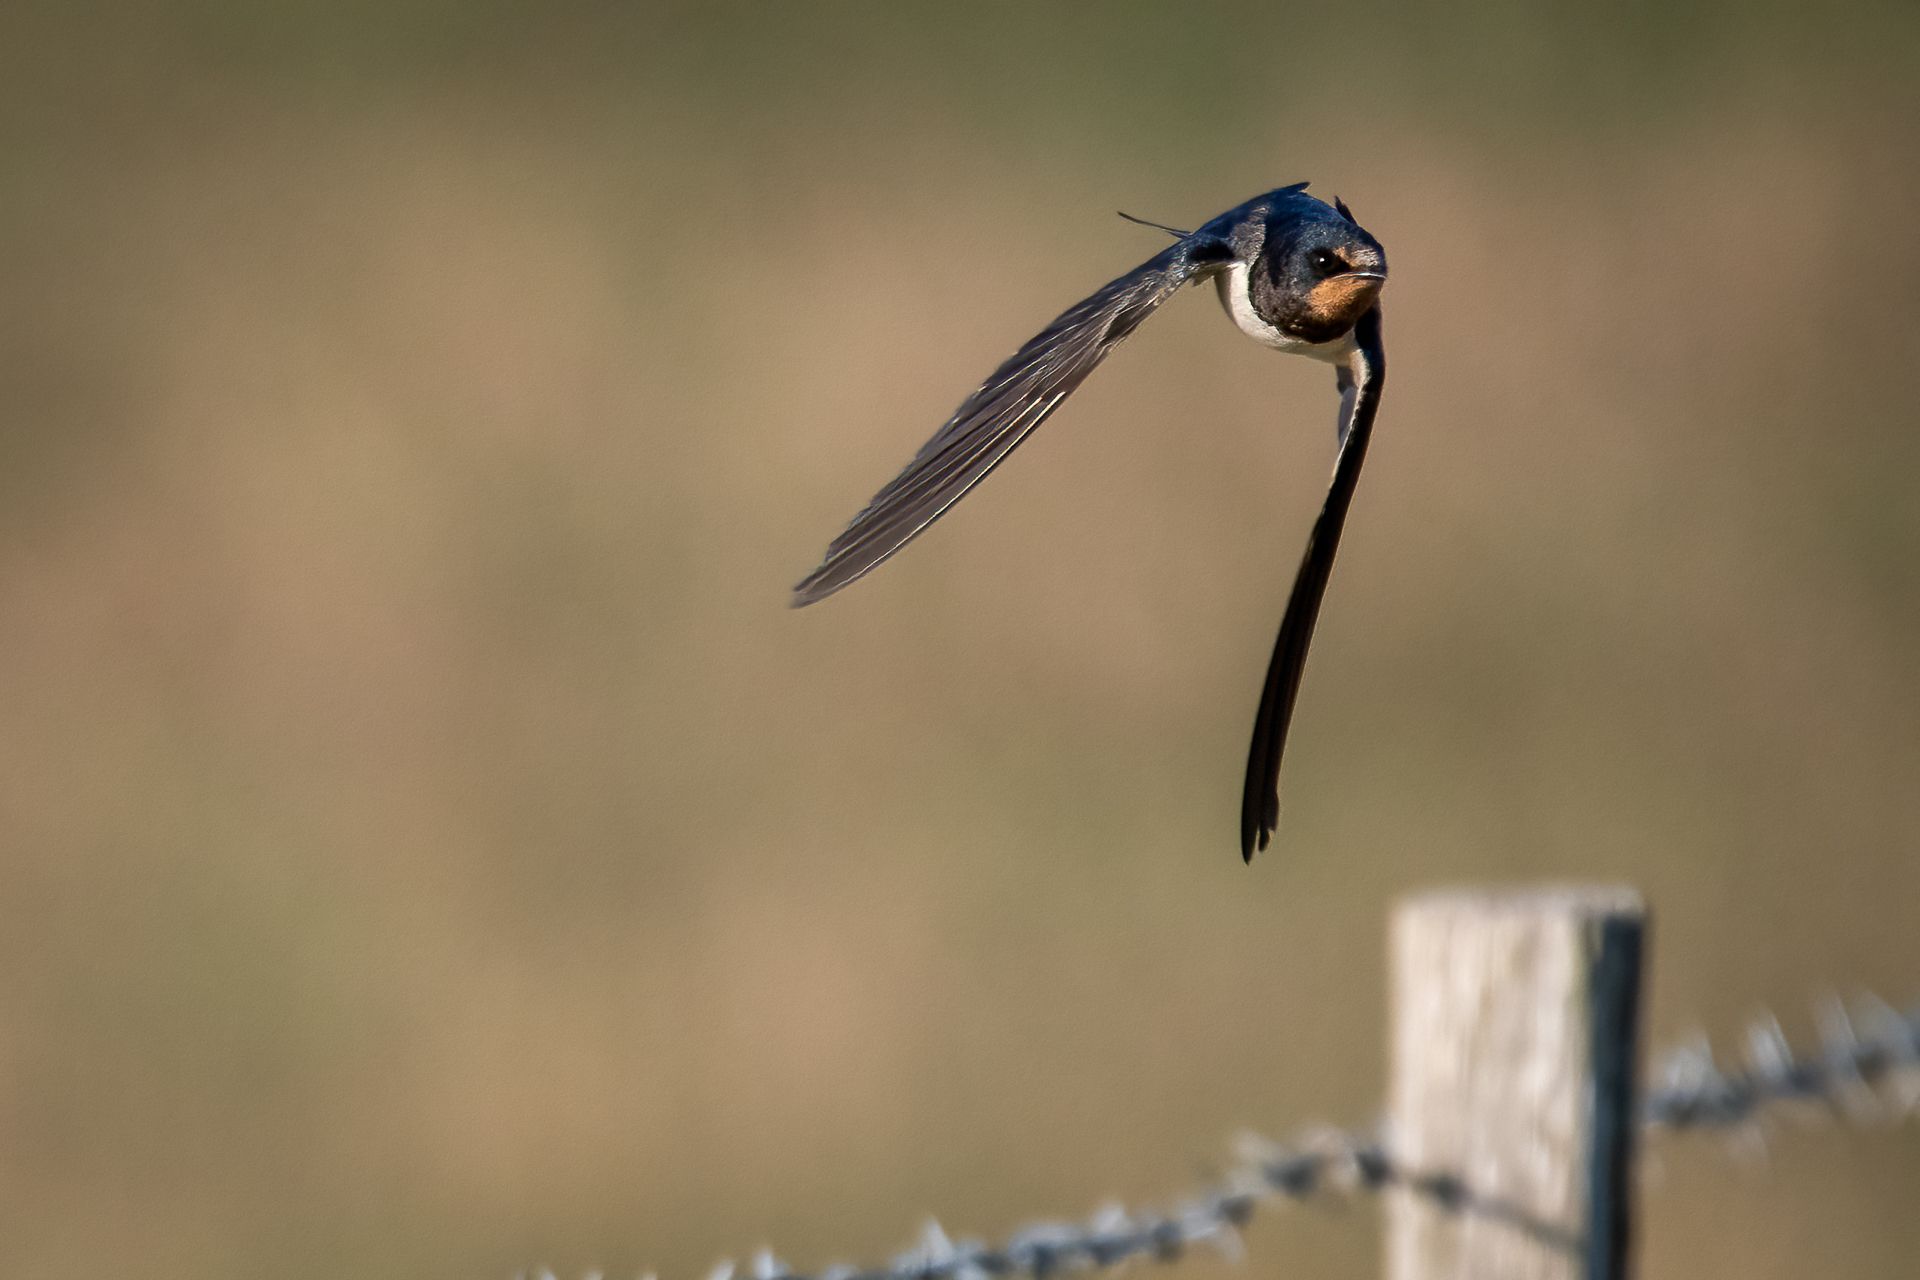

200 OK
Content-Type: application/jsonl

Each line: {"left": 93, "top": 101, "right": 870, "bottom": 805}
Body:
{"left": 1386, "top": 887, "right": 1647, "bottom": 1280}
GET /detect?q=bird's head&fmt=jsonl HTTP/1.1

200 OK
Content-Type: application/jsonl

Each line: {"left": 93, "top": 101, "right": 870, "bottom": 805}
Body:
{"left": 1256, "top": 205, "right": 1388, "bottom": 345}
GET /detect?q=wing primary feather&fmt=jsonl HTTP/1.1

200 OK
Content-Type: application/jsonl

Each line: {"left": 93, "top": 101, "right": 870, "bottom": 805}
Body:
{"left": 792, "top": 239, "right": 1220, "bottom": 606}
{"left": 1240, "top": 307, "right": 1387, "bottom": 860}
{"left": 797, "top": 346, "right": 1094, "bottom": 592}
{"left": 805, "top": 386, "right": 1067, "bottom": 581}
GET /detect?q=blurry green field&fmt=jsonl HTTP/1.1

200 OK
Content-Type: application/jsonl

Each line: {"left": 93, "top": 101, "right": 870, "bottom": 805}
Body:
{"left": 0, "top": 4, "right": 1916, "bottom": 1278}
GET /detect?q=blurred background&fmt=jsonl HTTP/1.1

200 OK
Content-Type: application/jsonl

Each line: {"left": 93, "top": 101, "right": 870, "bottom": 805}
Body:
{"left": 2, "top": 2, "right": 1917, "bottom": 1276}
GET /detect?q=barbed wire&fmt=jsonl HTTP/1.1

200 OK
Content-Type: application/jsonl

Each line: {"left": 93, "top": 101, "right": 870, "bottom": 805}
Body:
{"left": 1644, "top": 994, "right": 1920, "bottom": 1130}
{"left": 522, "top": 994, "right": 1920, "bottom": 1280}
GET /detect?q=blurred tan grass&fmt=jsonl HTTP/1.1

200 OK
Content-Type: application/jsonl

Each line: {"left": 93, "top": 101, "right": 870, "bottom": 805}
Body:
{"left": 0, "top": 5, "right": 1918, "bottom": 1279}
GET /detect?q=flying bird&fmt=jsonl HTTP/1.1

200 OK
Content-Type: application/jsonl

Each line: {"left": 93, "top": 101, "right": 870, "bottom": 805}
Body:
{"left": 792, "top": 184, "right": 1388, "bottom": 861}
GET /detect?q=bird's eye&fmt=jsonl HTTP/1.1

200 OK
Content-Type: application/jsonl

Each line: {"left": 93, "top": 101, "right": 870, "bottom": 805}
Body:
{"left": 1310, "top": 249, "right": 1346, "bottom": 276}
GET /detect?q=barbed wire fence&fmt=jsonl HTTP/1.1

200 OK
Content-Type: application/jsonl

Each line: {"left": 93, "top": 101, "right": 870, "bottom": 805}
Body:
{"left": 523, "top": 892, "right": 1920, "bottom": 1280}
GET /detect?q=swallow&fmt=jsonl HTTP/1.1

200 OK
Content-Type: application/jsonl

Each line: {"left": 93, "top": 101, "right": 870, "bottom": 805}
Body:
{"left": 793, "top": 183, "right": 1388, "bottom": 861}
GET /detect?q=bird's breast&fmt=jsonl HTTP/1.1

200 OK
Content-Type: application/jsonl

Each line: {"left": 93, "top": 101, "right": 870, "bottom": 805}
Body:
{"left": 1214, "top": 263, "right": 1353, "bottom": 363}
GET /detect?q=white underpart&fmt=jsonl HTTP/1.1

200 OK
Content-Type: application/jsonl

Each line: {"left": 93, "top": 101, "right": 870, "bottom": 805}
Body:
{"left": 1214, "top": 261, "right": 1355, "bottom": 364}
{"left": 1335, "top": 356, "right": 1361, "bottom": 445}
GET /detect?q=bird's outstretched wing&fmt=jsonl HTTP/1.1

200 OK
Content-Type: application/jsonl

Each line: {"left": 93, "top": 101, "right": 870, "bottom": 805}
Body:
{"left": 1241, "top": 306, "right": 1386, "bottom": 860}
{"left": 792, "top": 234, "right": 1235, "bottom": 606}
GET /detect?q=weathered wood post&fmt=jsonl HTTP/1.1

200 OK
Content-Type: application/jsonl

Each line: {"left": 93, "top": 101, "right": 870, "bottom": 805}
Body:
{"left": 1387, "top": 888, "right": 1647, "bottom": 1280}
